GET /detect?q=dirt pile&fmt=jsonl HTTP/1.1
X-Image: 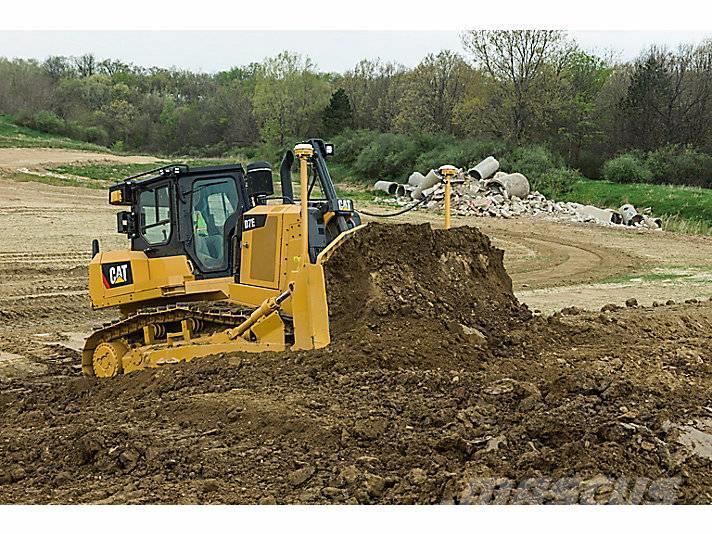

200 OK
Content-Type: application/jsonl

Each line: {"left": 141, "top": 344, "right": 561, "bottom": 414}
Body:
{"left": 322, "top": 223, "right": 530, "bottom": 370}
{"left": 0, "top": 223, "right": 710, "bottom": 504}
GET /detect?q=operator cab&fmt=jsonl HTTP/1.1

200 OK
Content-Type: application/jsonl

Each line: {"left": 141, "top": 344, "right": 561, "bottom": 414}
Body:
{"left": 110, "top": 163, "right": 252, "bottom": 280}
{"left": 106, "top": 139, "right": 360, "bottom": 282}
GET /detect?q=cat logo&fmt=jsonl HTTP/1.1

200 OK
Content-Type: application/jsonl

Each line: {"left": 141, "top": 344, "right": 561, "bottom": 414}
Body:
{"left": 336, "top": 199, "right": 353, "bottom": 212}
{"left": 101, "top": 262, "right": 133, "bottom": 289}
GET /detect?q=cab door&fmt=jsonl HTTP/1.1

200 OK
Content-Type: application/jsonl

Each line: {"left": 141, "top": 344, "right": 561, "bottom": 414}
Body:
{"left": 188, "top": 177, "right": 240, "bottom": 277}
{"left": 132, "top": 180, "right": 177, "bottom": 254}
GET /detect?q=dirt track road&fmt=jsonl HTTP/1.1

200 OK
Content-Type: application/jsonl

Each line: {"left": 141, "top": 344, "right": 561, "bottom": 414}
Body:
{"left": 0, "top": 174, "right": 710, "bottom": 375}
{"left": 0, "top": 148, "right": 159, "bottom": 170}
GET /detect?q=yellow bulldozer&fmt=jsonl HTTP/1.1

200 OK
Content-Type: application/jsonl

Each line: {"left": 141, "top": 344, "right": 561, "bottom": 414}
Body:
{"left": 83, "top": 139, "right": 362, "bottom": 377}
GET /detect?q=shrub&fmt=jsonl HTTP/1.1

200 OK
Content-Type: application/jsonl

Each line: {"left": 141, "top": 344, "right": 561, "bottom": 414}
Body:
{"left": 353, "top": 133, "right": 420, "bottom": 180}
{"left": 576, "top": 149, "right": 606, "bottom": 180}
{"left": 333, "top": 129, "right": 376, "bottom": 166}
{"left": 82, "top": 126, "right": 109, "bottom": 146}
{"left": 20, "top": 110, "right": 67, "bottom": 135}
{"left": 66, "top": 121, "right": 110, "bottom": 146}
{"left": 602, "top": 152, "right": 652, "bottom": 184}
{"left": 646, "top": 145, "right": 712, "bottom": 188}
{"left": 415, "top": 138, "right": 506, "bottom": 171}
{"left": 333, "top": 129, "right": 508, "bottom": 182}
{"left": 499, "top": 145, "right": 561, "bottom": 183}
{"left": 537, "top": 167, "right": 582, "bottom": 199}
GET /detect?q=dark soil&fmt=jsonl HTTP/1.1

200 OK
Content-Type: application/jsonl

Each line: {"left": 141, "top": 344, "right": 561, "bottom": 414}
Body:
{"left": 0, "top": 223, "right": 710, "bottom": 504}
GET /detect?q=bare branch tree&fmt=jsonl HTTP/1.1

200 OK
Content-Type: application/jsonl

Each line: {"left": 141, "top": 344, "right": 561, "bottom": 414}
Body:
{"left": 460, "top": 30, "right": 576, "bottom": 141}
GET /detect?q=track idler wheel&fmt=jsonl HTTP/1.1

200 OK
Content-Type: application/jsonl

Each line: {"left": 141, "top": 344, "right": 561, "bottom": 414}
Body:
{"left": 92, "top": 341, "right": 128, "bottom": 378}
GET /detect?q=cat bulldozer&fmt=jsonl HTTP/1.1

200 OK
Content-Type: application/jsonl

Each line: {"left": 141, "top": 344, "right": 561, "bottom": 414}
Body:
{"left": 83, "top": 139, "right": 362, "bottom": 377}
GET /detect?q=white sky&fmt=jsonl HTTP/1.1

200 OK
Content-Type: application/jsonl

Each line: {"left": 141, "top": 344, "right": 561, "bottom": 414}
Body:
{"left": 0, "top": 31, "right": 710, "bottom": 73}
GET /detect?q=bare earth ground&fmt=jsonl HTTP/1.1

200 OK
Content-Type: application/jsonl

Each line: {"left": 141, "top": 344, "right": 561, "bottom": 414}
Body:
{"left": 0, "top": 148, "right": 159, "bottom": 170}
{"left": 0, "top": 163, "right": 711, "bottom": 504}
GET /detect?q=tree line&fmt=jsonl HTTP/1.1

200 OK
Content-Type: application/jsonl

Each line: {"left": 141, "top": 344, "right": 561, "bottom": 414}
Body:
{"left": 1, "top": 30, "right": 711, "bottom": 186}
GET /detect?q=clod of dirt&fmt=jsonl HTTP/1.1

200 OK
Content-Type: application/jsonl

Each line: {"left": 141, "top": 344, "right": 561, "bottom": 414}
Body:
{"left": 288, "top": 466, "right": 316, "bottom": 488}
{"left": 601, "top": 303, "right": 621, "bottom": 313}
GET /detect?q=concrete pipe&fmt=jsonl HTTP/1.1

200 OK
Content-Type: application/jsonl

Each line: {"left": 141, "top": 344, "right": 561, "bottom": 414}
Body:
{"left": 575, "top": 205, "right": 618, "bottom": 224}
{"left": 643, "top": 215, "right": 663, "bottom": 229}
{"left": 412, "top": 169, "right": 441, "bottom": 200}
{"left": 468, "top": 156, "right": 499, "bottom": 181}
{"left": 487, "top": 172, "right": 530, "bottom": 199}
{"left": 619, "top": 204, "right": 638, "bottom": 225}
{"left": 408, "top": 171, "right": 426, "bottom": 188}
{"left": 421, "top": 185, "right": 439, "bottom": 198}
{"left": 605, "top": 209, "right": 623, "bottom": 225}
{"left": 374, "top": 180, "right": 398, "bottom": 195}
{"left": 395, "top": 184, "right": 408, "bottom": 198}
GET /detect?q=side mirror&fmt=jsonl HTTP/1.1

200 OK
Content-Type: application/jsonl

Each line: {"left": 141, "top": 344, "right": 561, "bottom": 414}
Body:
{"left": 117, "top": 211, "right": 135, "bottom": 235}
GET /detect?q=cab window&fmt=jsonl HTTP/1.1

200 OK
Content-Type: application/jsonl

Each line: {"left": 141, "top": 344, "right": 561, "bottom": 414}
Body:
{"left": 191, "top": 179, "right": 238, "bottom": 270}
{"left": 138, "top": 185, "right": 171, "bottom": 245}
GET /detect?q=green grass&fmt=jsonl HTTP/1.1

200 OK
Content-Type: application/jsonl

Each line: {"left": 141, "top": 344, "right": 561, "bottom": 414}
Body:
{"left": 48, "top": 163, "right": 164, "bottom": 182}
{"left": 0, "top": 115, "right": 110, "bottom": 152}
{"left": 335, "top": 186, "right": 388, "bottom": 202}
{"left": 3, "top": 171, "right": 106, "bottom": 189}
{"left": 47, "top": 159, "right": 246, "bottom": 183}
{"left": 560, "top": 179, "right": 712, "bottom": 235}
{"left": 599, "top": 266, "right": 712, "bottom": 285}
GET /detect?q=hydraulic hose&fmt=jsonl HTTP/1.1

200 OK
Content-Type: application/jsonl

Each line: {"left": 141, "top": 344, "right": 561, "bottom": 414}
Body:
{"left": 357, "top": 193, "right": 433, "bottom": 218}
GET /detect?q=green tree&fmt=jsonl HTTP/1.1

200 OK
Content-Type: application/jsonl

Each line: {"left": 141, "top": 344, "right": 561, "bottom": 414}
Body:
{"left": 339, "top": 59, "right": 406, "bottom": 131}
{"left": 619, "top": 43, "right": 712, "bottom": 152}
{"left": 322, "top": 88, "right": 352, "bottom": 136}
{"left": 252, "top": 51, "right": 331, "bottom": 145}
{"left": 552, "top": 50, "right": 612, "bottom": 168}
{"left": 394, "top": 50, "right": 473, "bottom": 135}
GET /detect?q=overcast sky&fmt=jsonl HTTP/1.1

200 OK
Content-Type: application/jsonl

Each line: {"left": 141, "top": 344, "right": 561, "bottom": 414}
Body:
{"left": 1, "top": 31, "right": 710, "bottom": 72}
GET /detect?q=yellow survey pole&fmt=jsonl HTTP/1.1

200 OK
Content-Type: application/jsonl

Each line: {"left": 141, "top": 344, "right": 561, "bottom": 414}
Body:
{"left": 294, "top": 143, "right": 314, "bottom": 266}
{"left": 439, "top": 165, "right": 458, "bottom": 230}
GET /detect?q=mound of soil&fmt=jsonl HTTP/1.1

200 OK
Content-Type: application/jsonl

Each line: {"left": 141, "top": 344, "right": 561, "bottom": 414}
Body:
{"left": 326, "top": 223, "right": 529, "bottom": 338}
{"left": 0, "top": 223, "right": 710, "bottom": 504}
{"left": 320, "top": 223, "right": 530, "bottom": 371}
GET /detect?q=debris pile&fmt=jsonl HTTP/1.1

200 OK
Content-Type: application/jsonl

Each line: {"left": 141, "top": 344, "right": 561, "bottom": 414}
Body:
{"left": 372, "top": 157, "right": 663, "bottom": 230}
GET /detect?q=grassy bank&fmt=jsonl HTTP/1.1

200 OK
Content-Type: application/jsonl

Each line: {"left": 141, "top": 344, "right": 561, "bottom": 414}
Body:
{"left": 560, "top": 180, "right": 712, "bottom": 235}
{"left": 47, "top": 159, "right": 249, "bottom": 183}
{"left": 0, "top": 115, "right": 111, "bottom": 151}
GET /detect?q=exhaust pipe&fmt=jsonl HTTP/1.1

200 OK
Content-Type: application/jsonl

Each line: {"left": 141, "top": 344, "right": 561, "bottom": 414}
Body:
{"left": 279, "top": 150, "right": 295, "bottom": 203}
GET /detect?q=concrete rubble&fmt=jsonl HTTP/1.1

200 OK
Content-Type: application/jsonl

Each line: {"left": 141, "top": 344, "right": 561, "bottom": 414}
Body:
{"left": 372, "top": 157, "right": 663, "bottom": 231}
